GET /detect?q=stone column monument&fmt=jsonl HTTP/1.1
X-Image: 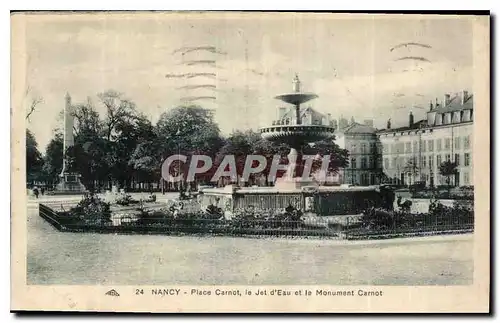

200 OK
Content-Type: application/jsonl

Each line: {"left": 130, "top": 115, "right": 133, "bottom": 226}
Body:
{"left": 54, "top": 93, "right": 86, "bottom": 194}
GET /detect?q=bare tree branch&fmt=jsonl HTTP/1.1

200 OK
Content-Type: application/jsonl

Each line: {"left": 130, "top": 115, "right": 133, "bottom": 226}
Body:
{"left": 25, "top": 96, "right": 44, "bottom": 122}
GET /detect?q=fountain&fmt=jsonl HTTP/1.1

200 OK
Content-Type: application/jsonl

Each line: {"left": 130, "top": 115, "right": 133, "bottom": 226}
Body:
{"left": 199, "top": 74, "right": 389, "bottom": 218}
{"left": 259, "top": 74, "right": 335, "bottom": 189}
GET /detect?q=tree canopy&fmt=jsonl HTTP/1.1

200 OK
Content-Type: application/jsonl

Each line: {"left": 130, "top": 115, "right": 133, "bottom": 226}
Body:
{"left": 439, "top": 160, "right": 458, "bottom": 186}
{"left": 26, "top": 129, "right": 43, "bottom": 184}
{"left": 31, "top": 90, "right": 352, "bottom": 190}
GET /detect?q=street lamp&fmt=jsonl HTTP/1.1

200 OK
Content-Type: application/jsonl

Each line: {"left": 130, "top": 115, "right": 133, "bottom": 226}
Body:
{"left": 429, "top": 168, "right": 434, "bottom": 189}
{"left": 176, "top": 127, "right": 182, "bottom": 192}
{"left": 350, "top": 158, "right": 355, "bottom": 185}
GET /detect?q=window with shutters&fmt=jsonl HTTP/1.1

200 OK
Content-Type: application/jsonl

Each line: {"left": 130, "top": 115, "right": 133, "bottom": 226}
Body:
{"left": 464, "top": 153, "right": 470, "bottom": 166}
{"left": 464, "top": 136, "right": 471, "bottom": 149}
{"left": 445, "top": 138, "right": 451, "bottom": 150}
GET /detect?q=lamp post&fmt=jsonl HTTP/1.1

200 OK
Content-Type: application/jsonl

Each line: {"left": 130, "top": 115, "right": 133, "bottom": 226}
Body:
{"left": 430, "top": 167, "right": 434, "bottom": 189}
{"left": 351, "top": 158, "right": 355, "bottom": 185}
{"left": 176, "top": 128, "right": 181, "bottom": 192}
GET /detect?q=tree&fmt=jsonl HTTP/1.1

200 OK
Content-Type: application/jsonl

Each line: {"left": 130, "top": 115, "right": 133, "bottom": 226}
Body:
{"left": 128, "top": 140, "right": 161, "bottom": 191}
{"left": 41, "top": 132, "right": 64, "bottom": 186}
{"left": 26, "top": 129, "right": 43, "bottom": 184}
{"left": 156, "top": 105, "right": 224, "bottom": 188}
{"left": 64, "top": 138, "right": 101, "bottom": 192}
{"left": 301, "top": 138, "right": 350, "bottom": 178}
{"left": 72, "top": 97, "right": 102, "bottom": 137}
{"left": 214, "top": 130, "right": 263, "bottom": 185}
{"left": 98, "top": 90, "right": 138, "bottom": 142}
{"left": 24, "top": 86, "right": 43, "bottom": 122}
{"left": 156, "top": 105, "right": 223, "bottom": 156}
{"left": 213, "top": 131, "right": 349, "bottom": 187}
{"left": 96, "top": 90, "right": 143, "bottom": 189}
{"left": 125, "top": 115, "right": 162, "bottom": 189}
{"left": 439, "top": 160, "right": 458, "bottom": 187}
{"left": 67, "top": 100, "right": 109, "bottom": 191}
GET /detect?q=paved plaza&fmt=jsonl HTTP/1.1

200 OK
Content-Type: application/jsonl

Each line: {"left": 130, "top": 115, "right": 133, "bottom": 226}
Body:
{"left": 26, "top": 195, "right": 473, "bottom": 286}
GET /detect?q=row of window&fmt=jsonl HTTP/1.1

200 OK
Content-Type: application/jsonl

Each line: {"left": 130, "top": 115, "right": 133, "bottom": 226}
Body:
{"left": 383, "top": 153, "right": 471, "bottom": 169}
{"left": 350, "top": 156, "right": 377, "bottom": 169}
{"left": 386, "top": 171, "right": 471, "bottom": 185}
{"left": 342, "top": 173, "right": 377, "bottom": 185}
{"left": 382, "top": 135, "right": 471, "bottom": 154}
{"left": 349, "top": 142, "right": 377, "bottom": 154}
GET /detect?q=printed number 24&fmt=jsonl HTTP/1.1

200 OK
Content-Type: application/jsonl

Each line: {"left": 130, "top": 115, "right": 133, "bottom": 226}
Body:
{"left": 135, "top": 289, "right": 144, "bottom": 295}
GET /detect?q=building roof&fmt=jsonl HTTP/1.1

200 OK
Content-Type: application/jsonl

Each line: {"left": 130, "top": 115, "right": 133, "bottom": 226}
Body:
{"left": 338, "top": 122, "right": 377, "bottom": 134}
{"left": 431, "top": 94, "right": 473, "bottom": 113}
{"left": 377, "top": 119, "right": 427, "bottom": 133}
{"left": 375, "top": 91, "right": 473, "bottom": 134}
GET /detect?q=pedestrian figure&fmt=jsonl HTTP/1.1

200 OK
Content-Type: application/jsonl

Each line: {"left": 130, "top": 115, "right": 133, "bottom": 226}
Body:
{"left": 379, "top": 185, "right": 395, "bottom": 211}
{"left": 33, "top": 187, "right": 39, "bottom": 199}
{"left": 40, "top": 187, "right": 45, "bottom": 195}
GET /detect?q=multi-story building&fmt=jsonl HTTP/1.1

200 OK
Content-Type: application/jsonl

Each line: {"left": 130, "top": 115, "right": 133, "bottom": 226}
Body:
{"left": 378, "top": 90, "right": 473, "bottom": 187}
{"left": 335, "top": 120, "right": 382, "bottom": 186}
{"left": 273, "top": 90, "right": 473, "bottom": 188}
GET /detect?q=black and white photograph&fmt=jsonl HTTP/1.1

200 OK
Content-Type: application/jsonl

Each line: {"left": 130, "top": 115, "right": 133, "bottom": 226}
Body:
{"left": 11, "top": 11, "right": 490, "bottom": 313}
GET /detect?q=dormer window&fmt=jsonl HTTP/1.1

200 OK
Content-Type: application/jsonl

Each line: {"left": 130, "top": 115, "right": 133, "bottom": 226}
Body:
{"left": 427, "top": 111, "right": 436, "bottom": 126}
{"left": 435, "top": 114, "right": 443, "bottom": 125}
{"left": 443, "top": 112, "right": 451, "bottom": 124}
{"left": 462, "top": 109, "right": 471, "bottom": 122}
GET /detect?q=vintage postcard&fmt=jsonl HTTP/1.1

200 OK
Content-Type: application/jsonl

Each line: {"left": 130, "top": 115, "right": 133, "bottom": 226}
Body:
{"left": 11, "top": 11, "right": 490, "bottom": 313}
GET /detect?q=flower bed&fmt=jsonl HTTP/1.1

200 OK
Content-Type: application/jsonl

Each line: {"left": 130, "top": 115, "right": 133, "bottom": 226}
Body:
{"left": 346, "top": 200, "right": 474, "bottom": 239}
{"left": 39, "top": 195, "right": 474, "bottom": 239}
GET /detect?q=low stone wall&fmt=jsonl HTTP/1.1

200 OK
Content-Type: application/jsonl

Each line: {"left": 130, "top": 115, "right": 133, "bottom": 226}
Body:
{"left": 39, "top": 204, "right": 67, "bottom": 230}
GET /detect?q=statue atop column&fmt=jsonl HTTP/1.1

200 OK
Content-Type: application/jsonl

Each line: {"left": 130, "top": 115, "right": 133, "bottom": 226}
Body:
{"left": 54, "top": 93, "right": 86, "bottom": 195}
{"left": 60, "top": 92, "right": 74, "bottom": 176}
{"left": 292, "top": 74, "right": 301, "bottom": 93}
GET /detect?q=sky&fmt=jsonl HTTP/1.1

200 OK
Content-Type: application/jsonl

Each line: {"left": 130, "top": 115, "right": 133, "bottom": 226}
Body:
{"left": 20, "top": 12, "right": 474, "bottom": 150}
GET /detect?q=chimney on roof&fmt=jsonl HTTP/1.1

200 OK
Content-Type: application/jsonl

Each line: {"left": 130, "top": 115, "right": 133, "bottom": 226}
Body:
{"left": 462, "top": 90, "right": 469, "bottom": 105}
{"left": 350, "top": 116, "right": 355, "bottom": 125}
{"left": 429, "top": 100, "right": 434, "bottom": 111}
{"left": 387, "top": 118, "right": 391, "bottom": 129}
{"left": 435, "top": 98, "right": 440, "bottom": 109}
{"left": 409, "top": 111, "right": 414, "bottom": 128}
{"left": 444, "top": 93, "right": 451, "bottom": 106}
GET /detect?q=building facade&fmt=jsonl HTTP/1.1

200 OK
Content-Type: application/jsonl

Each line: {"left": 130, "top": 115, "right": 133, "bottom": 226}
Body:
{"left": 272, "top": 90, "right": 473, "bottom": 188}
{"left": 335, "top": 121, "right": 382, "bottom": 186}
{"left": 378, "top": 90, "right": 473, "bottom": 187}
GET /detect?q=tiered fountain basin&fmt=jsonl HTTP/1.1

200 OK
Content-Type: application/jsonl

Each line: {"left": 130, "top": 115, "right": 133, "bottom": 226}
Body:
{"left": 259, "top": 124, "right": 336, "bottom": 144}
{"left": 198, "top": 184, "right": 388, "bottom": 218}
{"left": 199, "top": 75, "right": 390, "bottom": 218}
